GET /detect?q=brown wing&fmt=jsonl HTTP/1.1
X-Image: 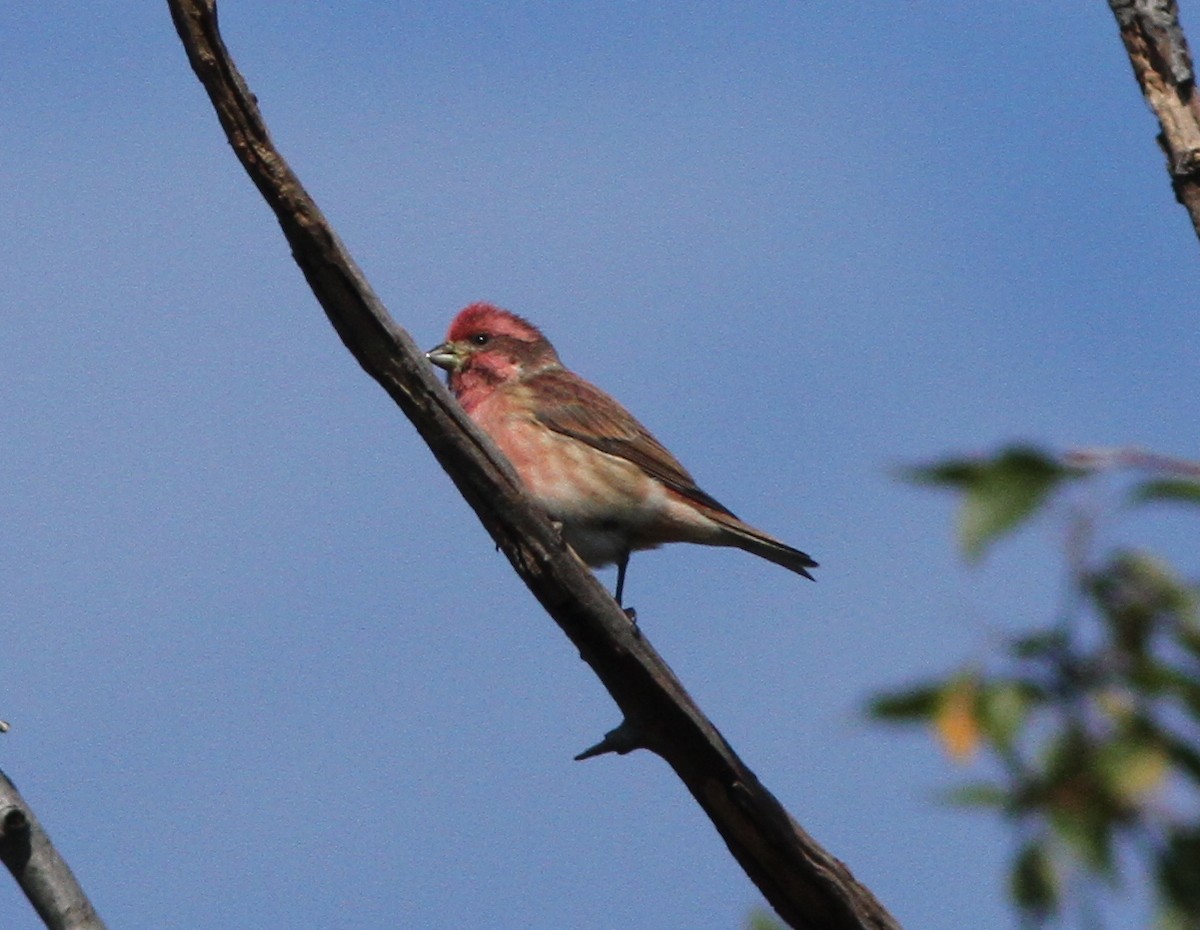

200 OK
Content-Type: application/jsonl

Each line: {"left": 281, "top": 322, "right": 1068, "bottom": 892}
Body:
{"left": 527, "top": 368, "right": 738, "bottom": 518}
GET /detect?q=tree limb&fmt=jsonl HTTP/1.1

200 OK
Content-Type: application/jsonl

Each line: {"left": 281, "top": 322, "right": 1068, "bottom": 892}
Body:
{"left": 164, "top": 3, "right": 902, "bottom": 927}
{"left": 0, "top": 770, "right": 107, "bottom": 930}
{"left": 1109, "top": 0, "right": 1200, "bottom": 240}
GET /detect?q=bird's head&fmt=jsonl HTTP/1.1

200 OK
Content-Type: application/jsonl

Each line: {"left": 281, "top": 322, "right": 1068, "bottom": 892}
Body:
{"left": 427, "top": 303, "right": 561, "bottom": 394}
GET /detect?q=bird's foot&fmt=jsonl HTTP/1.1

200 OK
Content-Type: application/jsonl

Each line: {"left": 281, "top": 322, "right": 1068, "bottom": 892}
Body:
{"left": 623, "top": 606, "right": 641, "bottom": 637}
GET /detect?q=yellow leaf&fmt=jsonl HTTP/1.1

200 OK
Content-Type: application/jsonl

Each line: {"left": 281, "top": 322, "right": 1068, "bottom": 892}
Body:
{"left": 935, "top": 676, "right": 981, "bottom": 762}
{"left": 1101, "top": 741, "right": 1168, "bottom": 802}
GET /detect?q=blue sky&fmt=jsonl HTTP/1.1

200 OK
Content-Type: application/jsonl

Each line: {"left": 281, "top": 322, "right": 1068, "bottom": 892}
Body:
{"left": 2, "top": 3, "right": 1197, "bottom": 928}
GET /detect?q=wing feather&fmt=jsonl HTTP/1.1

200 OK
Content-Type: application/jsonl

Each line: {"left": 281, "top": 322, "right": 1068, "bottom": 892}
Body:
{"left": 527, "top": 368, "right": 738, "bottom": 518}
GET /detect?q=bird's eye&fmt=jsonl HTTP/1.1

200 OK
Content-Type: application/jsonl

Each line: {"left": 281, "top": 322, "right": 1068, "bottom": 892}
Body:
{"left": 470, "top": 333, "right": 491, "bottom": 346}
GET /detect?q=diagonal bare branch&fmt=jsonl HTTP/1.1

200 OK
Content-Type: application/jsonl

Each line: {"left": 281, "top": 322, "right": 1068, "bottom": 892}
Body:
{"left": 164, "top": 3, "right": 901, "bottom": 927}
{"left": 0, "top": 770, "right": 107, "bottom": 930}
{"left": 1109, "top": 0, "right": 1200, "bottom": 240}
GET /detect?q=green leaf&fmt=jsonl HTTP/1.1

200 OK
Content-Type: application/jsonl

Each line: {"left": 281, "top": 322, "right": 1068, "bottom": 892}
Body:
{"left": 978, "top": 681, "right": 1035, "bottom": 752}
{"left": 866, "top": 684, "right": 943, "bottom": 722}
{"left": 957, "top": 447, "right": 1072, "bottom": 560}
{"left": 904, "top": 446, "right": 1076, "bottom": 559}
{"left": 902, "top": 458, "right": 987, "bottom": 489}
{"left": 1157, "top": 905, "right": 1200, "bottom": 930}
{"left": 1159, "top": 827, "right": 1200, "bottom": 917}
{"left": 1040, "top": 731, "right": 1119, "bottom": 876}
{"left": 746, "top": 908, "right": 785, "bottom": 930}
{"left": 1131, "top": 478, "right": 1200, "bottom": 507}
{"left": 1126, "top": 659, "right": 1175, "bottom": 697}
{"left": 1178, "top": 620, "right": 1200, "bottom": 663}
{"left": 1011, "top": 630, "right": 1068, "bottom": 660}
{"left": 1049, "top": 804, "right": 1117, "bottom": 877}
{"left": 941, "top": 782, "right": 1011, "bottom": 810}
{"left": 1010, "top": 842, "right": 1059, "bottom": 917}
{"left": 1096, "top": 737, "right": 1168, "bottom": 803}
{"left": 1161, "top": 734, "right": 1200, "bottom": 786}
{"left": 1091, "top": 553, "right": 1195, "bottom": 654}
{"left": 1160, "top": 668, "right": 1200, "bottom": 721}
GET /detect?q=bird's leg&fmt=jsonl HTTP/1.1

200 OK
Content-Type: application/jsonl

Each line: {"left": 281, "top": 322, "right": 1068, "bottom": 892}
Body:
{"left": 614, "top": 552, "right": 638, "bottom": 627}
{"left": 614, "top": 551, "right": 629, "bottom": 606}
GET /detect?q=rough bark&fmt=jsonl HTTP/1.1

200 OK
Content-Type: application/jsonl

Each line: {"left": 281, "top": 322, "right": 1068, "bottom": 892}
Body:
{"left": 1109, "top": 0, "right": 1200, "bottom": 239}
{"left": 165, "top": 3, "right": 902, "bottom": 928}
{"left": 0, "top": 771, "right": 107, "bottom": 930}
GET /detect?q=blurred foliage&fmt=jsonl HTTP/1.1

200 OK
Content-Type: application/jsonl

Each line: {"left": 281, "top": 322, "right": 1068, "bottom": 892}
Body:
{"left": 745, "top": 908, "right": 785, "bottom": 930}
{"left": 872, "top": 446, "right": 1200, "bottom": 928}
{"left": 905, "top": 445, "right": 1082, "bottom": 561}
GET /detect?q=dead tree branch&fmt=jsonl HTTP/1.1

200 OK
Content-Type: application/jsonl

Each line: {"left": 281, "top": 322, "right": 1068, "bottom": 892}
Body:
{"left": 0, "top": 770, "right": 107, "bottom": 930}
{"left": 1109, "top": 0, "right": 1200, "bottom": 239}
{"left": 164, "top": 3, "right": 901, "bottom": 928}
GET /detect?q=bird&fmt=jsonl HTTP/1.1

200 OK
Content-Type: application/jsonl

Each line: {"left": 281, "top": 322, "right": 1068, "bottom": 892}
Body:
{"left": 426, "top": 303, "right": 816, "bottom": 605}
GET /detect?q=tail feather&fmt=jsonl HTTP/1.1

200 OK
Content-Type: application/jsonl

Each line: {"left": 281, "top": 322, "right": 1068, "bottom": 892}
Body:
{"left": 720, "top": 520, "right": 818, "bottom": 581}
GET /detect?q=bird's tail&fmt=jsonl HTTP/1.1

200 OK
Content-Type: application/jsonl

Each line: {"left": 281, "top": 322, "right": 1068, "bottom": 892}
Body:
{"left": 719, "top": 519, "right": 818, "bottom": 581}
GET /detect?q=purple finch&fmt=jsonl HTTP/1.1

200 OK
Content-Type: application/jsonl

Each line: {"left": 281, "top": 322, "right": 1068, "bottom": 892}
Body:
{"left": 427, "top": 303, "right": 816, "bottom": 604}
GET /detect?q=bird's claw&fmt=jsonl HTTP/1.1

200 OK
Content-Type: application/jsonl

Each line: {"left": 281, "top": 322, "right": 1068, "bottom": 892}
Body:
{"left": 623, "top": 606, "right": 641, "bottom": 637}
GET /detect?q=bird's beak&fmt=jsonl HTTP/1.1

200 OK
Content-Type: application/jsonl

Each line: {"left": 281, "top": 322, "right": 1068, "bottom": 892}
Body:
{"left": 426, "top": 341, "right": 462, "bottom": 371}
